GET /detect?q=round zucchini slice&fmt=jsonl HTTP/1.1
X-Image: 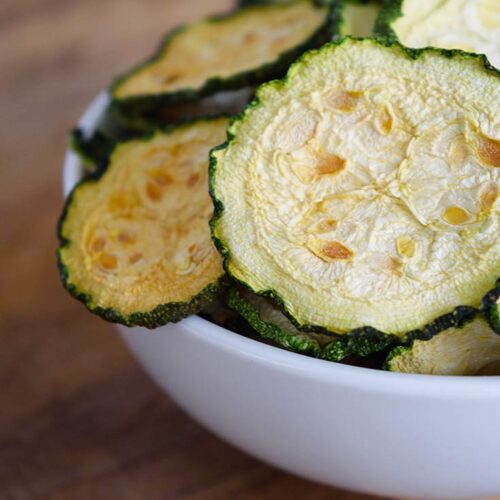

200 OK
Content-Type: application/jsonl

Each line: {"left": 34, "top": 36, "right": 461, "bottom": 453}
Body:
{"left": 375, "top": 0, "right": 500, "bottom": 69}
{"left": 112, "top": 1, "right": 339, "bottom": 114}
{"left": 386, "top": 316, "right": 500, "bottom": 375}
{"left": 226, "top": 287, "right": 397, "bottom": 360}
{"left": 211, "top": 38, "right": 500, "bottom": 339}
{"left": 340, "top": 0, "right": 381, "bottom": 37}
{"left": 58, "top": 117, "right": 229, "bottom": 328}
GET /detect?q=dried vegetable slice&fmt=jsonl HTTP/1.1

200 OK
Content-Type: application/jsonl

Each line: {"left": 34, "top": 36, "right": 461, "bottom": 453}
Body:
{"left": 210, "top": 38, "right": 500, "bottom": 339}
{"left": 58, "top": 117, "right": 229, "bottom": 327}
{"left": 112, "top": 1, "right": 339, "bottom": 115}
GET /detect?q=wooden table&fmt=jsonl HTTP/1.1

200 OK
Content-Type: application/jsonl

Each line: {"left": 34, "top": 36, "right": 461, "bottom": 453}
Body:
{"left": 0, "top": 1, "right": 384, "bottom": 498}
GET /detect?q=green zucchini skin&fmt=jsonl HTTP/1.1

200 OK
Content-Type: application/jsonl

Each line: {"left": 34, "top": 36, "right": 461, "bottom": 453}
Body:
{"left": 69, "top": 102, "right": 143, "bottom": 172}
{"left": 483, "top": 279, "right": 500, "bottom": 334}
{"left": 111, "top": 1, "right": 341, "bottom": 118}
{"left": 372, "top": 0, "right": 403, "bottom": 41}
{"left": 59, "top": 118, "right": 229, "bottom": 329}
{"left": 70, "top": 128, "right": 120, "bottom": 170}
{"left": 226, "top": 287, "right": 398, "bottom": 360}
{"left": 209, "top": 37, "right": 499, "bottom": 344}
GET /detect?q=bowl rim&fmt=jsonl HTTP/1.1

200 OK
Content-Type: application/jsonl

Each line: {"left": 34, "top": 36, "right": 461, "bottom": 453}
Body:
{"left": 63, "top": 90, "right": 500, "bottom": 391}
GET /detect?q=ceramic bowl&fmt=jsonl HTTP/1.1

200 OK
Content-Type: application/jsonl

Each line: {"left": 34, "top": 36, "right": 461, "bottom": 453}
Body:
{"left": 63, "top": 92, "right": 500, "bottom": 500}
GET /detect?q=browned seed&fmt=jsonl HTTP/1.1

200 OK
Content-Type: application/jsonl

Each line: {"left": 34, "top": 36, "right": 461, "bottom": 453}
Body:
{"left": 146, "top": 181, "right": 163, "bottom": 201}
{"left": 243, "top": 33, "right": 257, "bottom": 44}
{"left": 396, "top": 235, "right": 415, "bottom": 258}
{"left": 378, "top": 108, "right": 393, "bottom": 135}
{"left": 322, "top": 241, "right": 353, "bottom": 260}
{"left": 188, "top": 244, "right": 197, "bottom": 253}
{"left": 164, "top": 73, "right": 181, "bottom": 85}
{"left": 481, "top": 185, "right": 498, "bottom": 212}
{"left": 316, "top": 154, "right": 345, "bottom": 175}
{"left": 117, "top": 232, "right": 132, "bottom": 244}
{"left": 476, "top": 134, "right": 500, "bottom": 167}
{"left": 187, "top": 173, "right": 201, "bottom": 187}
{"left": 272, "top": 35, "right": 287, "bottom": 48}
{"left": 443, "top": 206, "right": 469, "bottom": 225}
{"left": 315, "top": 219, "right": 337, "bottom": 232}
{"left": 330, "top": 91, "right": 360, "bottom": 113}
{"left": 152, "top": 171, "right": 173, "bottom": 186}
{"left": 98, "top": 253, "right": 117, "bottom": 270}
{"left": 129, "top": 252, "right": 143, "bottom": 264}
{"left": 90, "top": 237, "right": 105, "bottom": 253}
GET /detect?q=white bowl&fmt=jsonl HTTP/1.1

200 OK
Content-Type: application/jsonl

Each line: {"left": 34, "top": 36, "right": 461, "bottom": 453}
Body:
{"left": 63, "top": 93, "right": 500, "bottom": 500}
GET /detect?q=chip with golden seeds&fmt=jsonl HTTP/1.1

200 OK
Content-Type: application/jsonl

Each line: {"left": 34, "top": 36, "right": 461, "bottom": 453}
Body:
{"left": 58, "top": 117, "right": 229, "bottom": 327}
{"left": 112, "top": 0, "right": 334, "bottom": 106}
{"left": 211, "top": 39, "right": 500, "bottom": 337}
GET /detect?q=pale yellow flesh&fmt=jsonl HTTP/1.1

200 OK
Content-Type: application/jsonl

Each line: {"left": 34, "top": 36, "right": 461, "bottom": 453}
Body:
{"left": 61, "top": 118, "right": 229, "bottom": 315}
{"left": 213, "top": 40, "right": 500, "bottom": 335}
{"left": 114, "top": 1, "right": 327, "bottom": 98}
{"left": 341, "top": 2, "right": 380, "bottom": 37}
{"left": 393, "top": 0, "right": 500, "bottom": 68}
{"left": 389, "top": 318, "right": 500, "bottom": 375}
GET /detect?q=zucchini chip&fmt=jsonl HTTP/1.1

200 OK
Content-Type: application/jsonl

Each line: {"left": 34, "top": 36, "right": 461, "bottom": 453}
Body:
{"left": 386, "top": 317, "right": 500, "bottom": 375}
{"left": 112, "top": 1, "right": 339, "bottom": 114}
{"left": 376, "top": 0, "right": 500, "bottom": 68}
{"left": 226, "top": 287, "right": 397, "bottom": 360}
{"left": 58, "top": 117, "right": 229, "bottom": 328}
{"left": 211, "top": 38, "right": 500, "bottom": 339}
{"left": 340, "top": 0, "right": 381, "bottom": 37}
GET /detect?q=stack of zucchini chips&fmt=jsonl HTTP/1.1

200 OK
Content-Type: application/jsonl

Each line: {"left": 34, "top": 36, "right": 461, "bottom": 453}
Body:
{"left": 58, "top": 0, "right": 500, "bottom": 375}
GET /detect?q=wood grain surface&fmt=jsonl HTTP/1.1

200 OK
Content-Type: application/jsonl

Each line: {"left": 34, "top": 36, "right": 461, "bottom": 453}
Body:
{"left": 0, "top": 1, "right": 391, "bottom": 498}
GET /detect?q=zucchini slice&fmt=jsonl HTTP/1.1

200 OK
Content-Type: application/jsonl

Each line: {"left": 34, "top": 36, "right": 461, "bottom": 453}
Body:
{"left": 386, "top": 317, "right": 500, "bottom": 375}
{"left": 226, "top": 287, "right": 397, "bottom": 360}
{"left": 112, "top": 1, "right": 338, "bottom": 114}
{"left": 211, "top": 38, "right": 500, "bottom": 339}
{"left": 376, "top": 0, "right": 500, "bottom": 68}
{"left": 58, "top": 117, "right": 229, "bottom": 328}
{"left": 340, "top": 0, "right": 381, "bottom": 37}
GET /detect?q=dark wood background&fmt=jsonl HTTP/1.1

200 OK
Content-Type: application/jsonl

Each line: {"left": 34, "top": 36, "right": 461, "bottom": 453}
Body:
{"left": 0, "top": 1, "right": 395, "bottom": 498}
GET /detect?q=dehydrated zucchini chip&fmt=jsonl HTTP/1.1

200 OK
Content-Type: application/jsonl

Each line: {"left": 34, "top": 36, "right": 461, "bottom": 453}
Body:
{"left": 375, "top": 0, "right": 500, "bottom": 68}
{"left": 58, "top": 117, "right": 229, "bottom": 328}
{"left": 211, "top": 38, "right": 500, "bottom": 339}
{"left": 386, "top": 316, "right": 500, "bottom": 375}
{"left": 226, "top": 287, "right": 397, "bottom": 360}
{"left": 112, "top": 1, "right": 339, "bottom": 114}
{"left": 340, "top": 0, "right": 381, "bottom": 37}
